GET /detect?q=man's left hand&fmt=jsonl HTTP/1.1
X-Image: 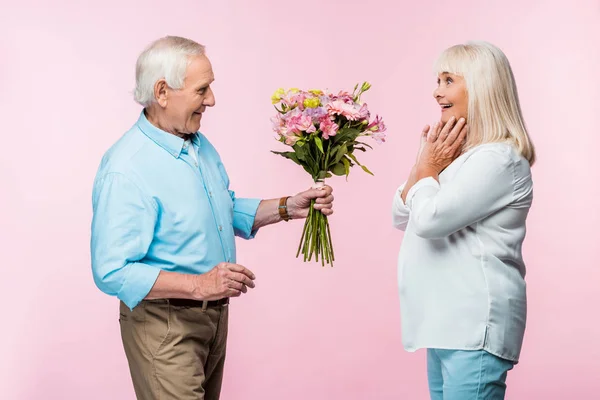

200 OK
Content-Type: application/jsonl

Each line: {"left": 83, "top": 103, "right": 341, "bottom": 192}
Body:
{"left": 287, "top": 185, "right": 334, "bottom": 219}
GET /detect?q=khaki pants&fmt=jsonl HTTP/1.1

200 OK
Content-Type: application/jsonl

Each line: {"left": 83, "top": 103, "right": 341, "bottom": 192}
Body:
{"left": 119, "top": 299, "right": 229, "bottom": 400}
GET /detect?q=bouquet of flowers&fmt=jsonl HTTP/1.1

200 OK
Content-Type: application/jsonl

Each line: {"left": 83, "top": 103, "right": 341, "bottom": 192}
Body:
{"left": 270, "top": 82, "right": 386, "bottom": 266}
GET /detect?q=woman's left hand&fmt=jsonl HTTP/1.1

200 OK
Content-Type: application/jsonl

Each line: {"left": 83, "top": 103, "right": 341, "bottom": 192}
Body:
{"left": 418, "top": 116, "right": 468, "bottom": 173}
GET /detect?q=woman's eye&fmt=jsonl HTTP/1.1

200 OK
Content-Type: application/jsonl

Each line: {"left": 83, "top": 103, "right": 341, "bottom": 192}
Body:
{"left": 446, "top": 78, "right": 453, "bottom": 85}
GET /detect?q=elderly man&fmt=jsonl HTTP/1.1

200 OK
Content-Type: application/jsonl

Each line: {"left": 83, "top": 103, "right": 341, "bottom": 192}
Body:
{"left": 90, "top": 36, "right": 334, "bottom": 400}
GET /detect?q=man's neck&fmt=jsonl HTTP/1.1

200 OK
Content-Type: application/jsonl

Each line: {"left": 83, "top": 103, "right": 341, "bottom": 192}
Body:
{"left": 144, "top": 108, "right": 192, "bottom": 139}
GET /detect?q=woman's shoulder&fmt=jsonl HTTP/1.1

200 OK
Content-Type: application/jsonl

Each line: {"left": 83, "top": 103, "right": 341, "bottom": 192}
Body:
{"left": 464, "top": 142, "right": 529, "bottom": 167}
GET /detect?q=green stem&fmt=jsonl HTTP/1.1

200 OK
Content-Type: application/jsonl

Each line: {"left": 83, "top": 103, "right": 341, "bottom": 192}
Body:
{"left": 296, "top": 214, "right": 309, "bottom": 258}
{"left": 308, "top": 200, "right": 317, "bottom": 261}
{"left": 325, "top": 216, "right": 335, "bottom": 262}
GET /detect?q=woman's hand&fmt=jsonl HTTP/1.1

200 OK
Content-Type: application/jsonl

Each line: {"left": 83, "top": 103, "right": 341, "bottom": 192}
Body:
{"left": 418, "top": 116, "right": 467, "bottom": 174}
{"left": 400, "top": 117, "right": 467, "bottom": 203}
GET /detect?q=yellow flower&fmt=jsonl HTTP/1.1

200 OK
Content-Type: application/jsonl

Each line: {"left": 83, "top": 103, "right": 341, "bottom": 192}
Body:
{"left": 289, "top": 88, "right": 300, "bottom": 94}
{"left": 309, "top": 89, "right": 323, "bottom": 96}
{"left": 303, "top": 97, "right": 321, "bottom": 108}
{"left": 271, "top": 88, "right": 285, "bottom": 104}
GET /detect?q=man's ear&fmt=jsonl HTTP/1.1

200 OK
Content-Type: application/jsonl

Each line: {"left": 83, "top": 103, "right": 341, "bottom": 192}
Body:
{"left": 154, "top": 79, "right": 169, "bottom": 108}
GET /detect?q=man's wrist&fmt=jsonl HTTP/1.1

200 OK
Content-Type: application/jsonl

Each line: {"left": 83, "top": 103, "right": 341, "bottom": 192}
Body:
{"left": 283, "top": 195, "right": 299, "bottom": 220}
{"left": 189, "top": 274, "right": 205, "bottom": 300}
{"left": 278, "top": 196, "right": 292, "bottom": 221}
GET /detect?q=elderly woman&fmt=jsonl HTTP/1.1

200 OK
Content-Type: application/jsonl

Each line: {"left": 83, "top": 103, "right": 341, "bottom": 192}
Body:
{"left": 392, "top": 41, "right": 535, "bottom": 399}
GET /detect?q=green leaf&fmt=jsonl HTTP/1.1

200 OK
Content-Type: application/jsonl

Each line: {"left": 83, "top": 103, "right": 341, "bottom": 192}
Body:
{"left": 271, "top": 151, "right": 301, "bottom": 165}
{"left": 314, "top": 136, "right": 324, "bottom": 154}
{"left": 331, "top": 162, "right": 346, "bottom": 176}
{"left": 355, "top": 141, "right": 373, "bottom": 150}
{"left": 294, "top": 144, "right": 308, "bottom": 161}
{"left": 342, "top": 156, "right": 350, "bottom": 179}
{"left": 332, "top": 128, "right": 353, "bottom": 144}
{"left": 332, "top": 144, "right": 348, "bottom": 165}
{"left": 360, "top": 165, "right": 374, "bottom": 175}
{"left": 347, "top": 152, "right": 374, "bottom": 176}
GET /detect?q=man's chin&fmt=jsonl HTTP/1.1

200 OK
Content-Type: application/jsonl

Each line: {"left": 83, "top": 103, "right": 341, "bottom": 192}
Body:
{"left": 185, "top": 122, "right": 201, "bottom": 135}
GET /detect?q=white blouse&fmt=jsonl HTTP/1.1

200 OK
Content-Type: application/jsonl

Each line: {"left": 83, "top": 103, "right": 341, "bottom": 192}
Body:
{"left": 392, "top": 142, "right": 533, "bottom": 362}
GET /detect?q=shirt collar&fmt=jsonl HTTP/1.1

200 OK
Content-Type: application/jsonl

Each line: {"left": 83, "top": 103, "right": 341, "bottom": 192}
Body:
{"left": 136, "top": 110, "right": 201, "bottom": 158}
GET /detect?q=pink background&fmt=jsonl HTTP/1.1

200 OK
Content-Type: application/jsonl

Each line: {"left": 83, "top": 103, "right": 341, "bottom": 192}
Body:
{"left": 1, "top": 0, "right": 599, "bottom": 399}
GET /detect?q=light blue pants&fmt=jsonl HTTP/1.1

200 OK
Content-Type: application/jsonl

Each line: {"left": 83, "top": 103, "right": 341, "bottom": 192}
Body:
{"left": 427, "top": 349, "right": 515, "bottom": 400}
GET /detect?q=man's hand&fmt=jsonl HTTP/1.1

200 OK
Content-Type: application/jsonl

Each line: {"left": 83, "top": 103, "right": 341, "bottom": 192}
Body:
{"left": 192, "top": 262, "right": 256, "bottom": 300}
{"left": 287, "top": 185, "right": 334, "bottom": 219}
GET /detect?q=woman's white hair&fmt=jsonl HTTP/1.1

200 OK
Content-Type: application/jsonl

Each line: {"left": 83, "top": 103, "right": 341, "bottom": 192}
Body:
{"left": 134, "top": 36, "right": 206, "bottom": 107}
{"left": 434, "top": 41, "right": 536, "bottom": 165}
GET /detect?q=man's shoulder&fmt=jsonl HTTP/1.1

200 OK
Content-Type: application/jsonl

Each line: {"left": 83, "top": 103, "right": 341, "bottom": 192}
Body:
{"left": 96, "top": 126, "right": 150, "bottom": 179}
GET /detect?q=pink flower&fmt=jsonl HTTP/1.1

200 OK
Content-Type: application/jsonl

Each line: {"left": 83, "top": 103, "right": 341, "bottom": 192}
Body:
{"left": 371, "top": 131, "right": 386, "bottom": 144}
{"left": 319, "top": 117, "right": 339, "bottom": 139}
{"left": 365, "top": 115, "right": 387, "bottom": 143}
{"left": 284, "top": 135, "right": 300, "bottom": 145}
{"left": 326, "top": 100, "right": 362, "bottom": 121}
{"left": 357, "top": 103, "right": 370, "bottom": 121}
{"left": 287, "top": 110, "right": 316, "bottom": 134}
{"left": 271, "top": 114, "right": 285, "bottom": 133}
{"left": 282, "top": 92, "right": 308, "bottom": 109}
{"left": 367, "top": 115, "right": 386, "bottom": 133}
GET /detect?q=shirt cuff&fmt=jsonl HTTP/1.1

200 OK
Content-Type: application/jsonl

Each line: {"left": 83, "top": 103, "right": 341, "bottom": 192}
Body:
{"left": 233, "top": 197, "right": 262, "bottom": 239}
{"left": 119, "top": 262, "right": 161, "bottom": 310}
{"left": 393, "top": 182, "right": 410, "bottom": 213}
{"left": 405, "top": 177, "right": 440, "bottom": 210}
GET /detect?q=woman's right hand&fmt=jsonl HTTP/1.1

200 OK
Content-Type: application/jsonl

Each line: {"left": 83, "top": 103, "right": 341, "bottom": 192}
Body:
{"left": 418, "top": 117, "right": 467, "bottom": 174}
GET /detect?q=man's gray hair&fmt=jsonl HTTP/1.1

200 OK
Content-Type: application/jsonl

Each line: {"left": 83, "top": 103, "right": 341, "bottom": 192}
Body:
{"left": 134, "top": 36, "right": 206, "bottom": 107}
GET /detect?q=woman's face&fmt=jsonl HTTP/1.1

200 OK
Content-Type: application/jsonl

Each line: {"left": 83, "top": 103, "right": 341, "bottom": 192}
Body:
{"left": 433, "top": 72, "right": 468, "bottom": 124}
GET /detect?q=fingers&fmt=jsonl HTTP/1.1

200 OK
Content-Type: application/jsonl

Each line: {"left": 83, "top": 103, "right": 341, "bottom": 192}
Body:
{"left": 308, "top": 185, "right": 333, "bottom": 197}
{"left": 445, "top": 117, "right": 466, "bottom": 145}
{"left": 227, "top": 279, "right": 248, "bottom": 292}
{"left": 428, "top": 122, "right": 442, "bottom": 142}
{"left": 422, "top": 125, "right": 430, "bottom": 140}
{"left": 309, "top": 185, "right": 334, "bottom": 216}
{"left": 225, "top": 263, "right": 256, "bottom": 280}
{"left": 313, "top": 193, "right": 334, "bottom": 216}
{"left": 316, "top": 207, "right": 334, "bottom": 216}
{"left": 229, "top": 271, "right": 255, "bottom": 288}
{"left": 314, "top": 194, "right": 334, "bottom": 204}
{"left": 313, "top": 202, "right": 333, "bottom": 210}
{"left": 437, "top": 116, "right": 457, "bottom": 142}
{"left": 451, "top": 124, "right": 468, "bottom": 155}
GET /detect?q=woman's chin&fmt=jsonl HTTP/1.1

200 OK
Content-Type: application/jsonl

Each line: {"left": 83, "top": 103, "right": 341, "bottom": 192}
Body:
{"left": 440, "top": 113, "right": 464, "bottom": 124}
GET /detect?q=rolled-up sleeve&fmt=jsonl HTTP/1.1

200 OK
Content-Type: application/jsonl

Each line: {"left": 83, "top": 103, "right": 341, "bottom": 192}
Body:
{"left": 229, "top": 190, "right": 261, "bottom": 239}
{"left": 405, "top": 149, "right": 515, "bottom": 239}
{"left": 392, "top": 181, "right": 411, "bottom": 231}
{"left": 91, "top": 173, "right": 161, "bottom": 309}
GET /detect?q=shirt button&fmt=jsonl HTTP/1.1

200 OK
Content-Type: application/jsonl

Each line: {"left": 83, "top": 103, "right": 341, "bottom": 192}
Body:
{"left": 209, "top": 191, "right": 213, "bottom": 197}
{"left": 219, "top": 226, "right": 223, "bottom": 231}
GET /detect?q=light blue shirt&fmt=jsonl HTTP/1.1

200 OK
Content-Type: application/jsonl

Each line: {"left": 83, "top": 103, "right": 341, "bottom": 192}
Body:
{"left": 91, "top": 111, "right": 261, "bottom": 310}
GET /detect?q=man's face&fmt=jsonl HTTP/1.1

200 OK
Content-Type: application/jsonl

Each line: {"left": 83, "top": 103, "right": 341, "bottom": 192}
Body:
{"left": 165, "top": 55, "right": 216, "bottom": 136}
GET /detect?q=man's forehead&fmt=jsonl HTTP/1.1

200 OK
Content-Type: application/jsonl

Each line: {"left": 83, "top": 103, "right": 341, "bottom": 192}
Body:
{"left": 186, "top": 56, "right": 214, "bottom": 84}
